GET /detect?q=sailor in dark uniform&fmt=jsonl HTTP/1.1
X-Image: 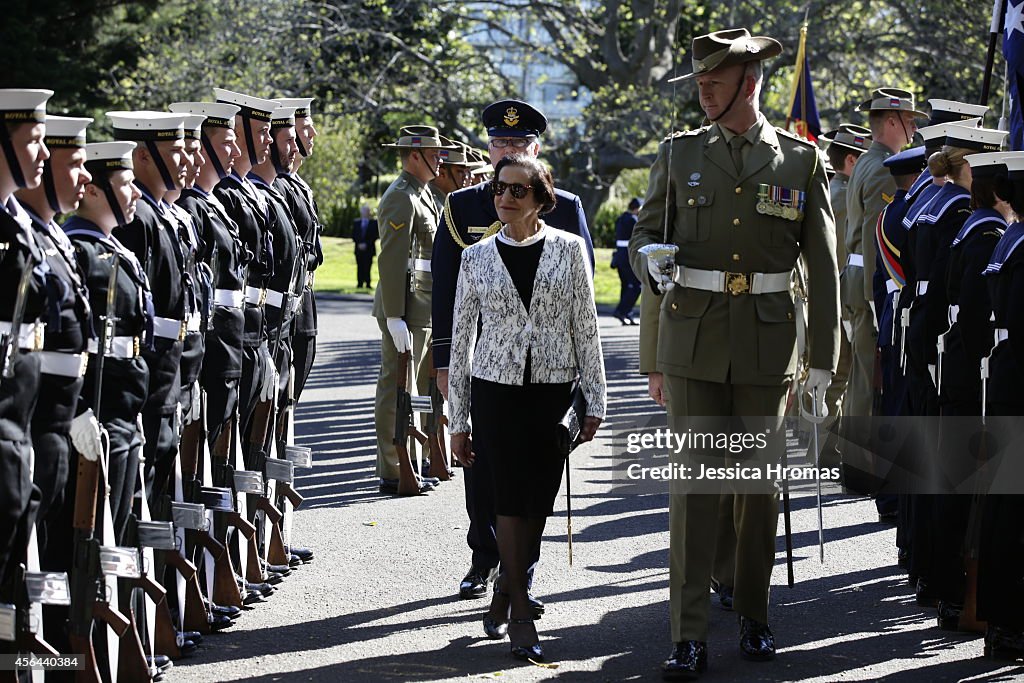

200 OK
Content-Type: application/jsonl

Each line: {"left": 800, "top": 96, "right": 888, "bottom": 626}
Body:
{"left": 275, "top": 97, "right": 323, "bottom": 404}
{"left": 170, "top": 101, "right": 246, "bottom": 446}
{"left": 977, "top": 151, "right": 1024, "bottom": 661}
{"left": 248, "top": 105, "right": 301, "bottom": 464}
{"left": 927, "top": 152, "right": 1010, "bottom": 631}
{"left": 62, "top": 141, "right": 150, "bottom": 543}
{"left": 13, "top": 115, "right": 96, "bottom": 563}
{"left": 0, "top": 88, "right": 53, "bottom": 591}
{"left": 107, "top": 111, "right": 193, "bottom": 504}
{"left": 903, "top": 125, "right": 1007, "bottom": 608}
{"left": 431, "top": 99, "right": 594, "bottom": 601}
{"left": 612, "top": 197, "right": 642, "bottom": 325}
{"left": 212, "top": 89, "right": 281, "bottom": 465}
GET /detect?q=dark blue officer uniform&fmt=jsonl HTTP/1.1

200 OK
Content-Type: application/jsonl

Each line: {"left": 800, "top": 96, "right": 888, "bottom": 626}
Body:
{"left": 612, "top": 205, "right": 641, "bottom": 321}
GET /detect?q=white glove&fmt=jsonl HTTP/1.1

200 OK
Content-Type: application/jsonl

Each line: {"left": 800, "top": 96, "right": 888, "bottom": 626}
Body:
{"left": 137, "top": 414, "right": 146, "bottom": 447}
{"left": 645, "top": 254, "right": 676, "bottom": 293}
{"left": 183, "top": 381, "right": 201, "bottom": 424}
{"left": 386, "top": 317, "right": 413, "bottom": 353}
{"left": 70, "top": 409, "right": 103, "bottom": 462}
{"left": 868, "top": 300, "right": 878, "bottom": 332}
{"left": 260, "top": 350, "right": 280, "bottom": 402}
{"left": 804, "top": 368, "right": 832, "bottom": 418}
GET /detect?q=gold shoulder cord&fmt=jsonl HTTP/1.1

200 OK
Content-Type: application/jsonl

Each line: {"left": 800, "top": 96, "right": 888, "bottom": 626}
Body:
{"left": 444, "top": 195, "right": 501, "bottom": 249}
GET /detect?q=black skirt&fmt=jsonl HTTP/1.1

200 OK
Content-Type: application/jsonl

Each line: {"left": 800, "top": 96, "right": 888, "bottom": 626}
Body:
{"left": 470, "top": 376, "right": 573, "bottom": 517}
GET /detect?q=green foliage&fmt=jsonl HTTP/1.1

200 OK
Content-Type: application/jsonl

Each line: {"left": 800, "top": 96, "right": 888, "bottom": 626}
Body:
{"left": 298, "top": 115, "right": 365, "bottom": 236}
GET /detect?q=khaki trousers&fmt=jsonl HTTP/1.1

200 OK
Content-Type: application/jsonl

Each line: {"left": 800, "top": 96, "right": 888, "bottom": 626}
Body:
{"left": 374, "top": 318, "right": 431, "bottom": 480}
{"left": 663, "top": 374, "right": 786, "bottom": 642}
{"left": 842, "top": 301, "right": 876, "bottom": 419}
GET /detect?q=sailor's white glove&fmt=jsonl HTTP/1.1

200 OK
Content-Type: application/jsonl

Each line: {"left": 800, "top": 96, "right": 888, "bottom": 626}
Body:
{"left": 386, "top": 317, "right": 413, "bottom": 353}
{"left": 183, "top": 381, "right": 202, "bottom": 424}
{"left": 869, "top": 300, "right": 878, "bottom": 332}
{"left": 70, "top": 409, "right": 103, "bottom": 462}
{"left": 136, "top": 414, "right": 146, "bottom": 447}
{"left": 842, "top": 320, "right": 854, "bottom": 343}
{"left": 260, "top": 347, "right": 279, "bottom": 402}
{"left": 804, "top": 368, "right": 832, "bottom": 418}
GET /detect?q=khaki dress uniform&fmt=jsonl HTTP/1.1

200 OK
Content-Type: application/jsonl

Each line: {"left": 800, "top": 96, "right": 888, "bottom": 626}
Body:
{"left": 629, "top": 115, "right": 839, "bottom": 642}
{"left": 372, "top": 168, "right": 440, "bottom": 480}
{"left": 841, "top": 141, "right": 894, "bottom": 418}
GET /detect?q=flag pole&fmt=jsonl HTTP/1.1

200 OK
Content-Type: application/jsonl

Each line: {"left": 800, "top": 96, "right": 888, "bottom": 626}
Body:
{"left": 983, "top": 0, "right": 1009, "bottom": 104}
{"left": 786, "top": 22, "right": 809, "bottom": 132}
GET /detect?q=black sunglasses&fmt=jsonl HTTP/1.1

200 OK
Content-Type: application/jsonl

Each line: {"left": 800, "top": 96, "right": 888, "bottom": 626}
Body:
{"left": 490, "top": 180, "right": 533, "bottom": 199}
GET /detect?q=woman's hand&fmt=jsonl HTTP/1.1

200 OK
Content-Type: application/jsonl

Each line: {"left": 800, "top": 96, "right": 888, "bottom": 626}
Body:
{"left": 578, "top": 416, "right": 602, "bottom": 444}
{"left": 451, "top": 432, "right": 475, "bottom": 467}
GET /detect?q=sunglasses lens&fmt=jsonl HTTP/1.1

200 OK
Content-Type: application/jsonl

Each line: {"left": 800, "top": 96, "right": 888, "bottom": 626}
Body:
{"left": 491, "top": 181, "right": 504, "bottom": 196}
{"left": 511, "top": 184, "right": 527, "bottom": 199}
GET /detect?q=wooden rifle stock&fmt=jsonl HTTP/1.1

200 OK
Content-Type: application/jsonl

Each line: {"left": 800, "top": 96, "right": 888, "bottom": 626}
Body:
{"left": 394, "top": 351, "right": 424, "bottom": 496}
{"left": 192, "top": 529, "right": 242, "bottom": 609}
{"left": 426, "top": 369, "right": 451, "bottom": 481}
{"left": 69, "top": 633, "right": 102, "bottom": 683}
{"left": 277, "top": 482, "right": 304, "bottom": 509}
{"left": 117, "top": 610, "right": 151, "bottom": 683}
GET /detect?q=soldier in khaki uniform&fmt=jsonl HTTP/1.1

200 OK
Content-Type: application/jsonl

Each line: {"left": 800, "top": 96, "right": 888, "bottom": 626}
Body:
{"left": 841, "top": 89, "right": 923, "bottom": 422}
{"left": 429, "top": 138, "right": 475, "bottom": 213}
{"left": 818, "top": 124, "right": 871, "bottom": 466}
{"left": 628, "top": 29, "right": 839, "bottom": 680}
{"left": 373, "top": 125, "right": 457, "bottom": 495}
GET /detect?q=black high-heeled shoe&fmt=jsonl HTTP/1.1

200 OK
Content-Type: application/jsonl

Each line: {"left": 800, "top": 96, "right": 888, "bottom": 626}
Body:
{"left": 483, "top": 590, "right": 510, "bottom": 639}
{"left": 509, "top": 617, "right": 544, "bottom": 661}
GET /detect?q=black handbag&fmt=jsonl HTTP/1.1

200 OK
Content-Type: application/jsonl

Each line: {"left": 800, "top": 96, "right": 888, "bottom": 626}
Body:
{"left": 555, "top": 384, "right": 587, "bottom": 456}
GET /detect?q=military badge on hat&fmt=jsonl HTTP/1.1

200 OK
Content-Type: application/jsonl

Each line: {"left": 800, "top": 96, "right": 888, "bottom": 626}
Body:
{"left": 482, "top": 99, "right": 547, "bottom": 138}
{"left": 822, "top": 124, "right": 872, "bottom": 154}
{"left": 856, "top": 88, "right": 928, "bottom": 118}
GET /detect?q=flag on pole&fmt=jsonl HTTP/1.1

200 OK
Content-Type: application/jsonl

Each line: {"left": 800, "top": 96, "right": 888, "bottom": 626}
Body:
{"left": 1003, "top": 0, "right": 1024, "bottom": 149}
{"left": 786, "top": 23, "right": 821, "bottom": 141}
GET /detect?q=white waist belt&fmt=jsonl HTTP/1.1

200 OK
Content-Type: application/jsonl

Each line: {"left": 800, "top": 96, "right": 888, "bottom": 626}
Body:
{"left": 847, "top": 253, "right": 864, "bottom": 267}
{"left": 949, "top": 304, "right": 959, "bottom": 325}
{"left": 214, "top": 289, "right": 244, "bottom": 308}
{"left": 245, "top": 286, "right": 266, "bottom": 306}
{"left": 265, "top": 288, "right": 286, "bottom": 308}
{"left": 38, "top": 351, "right": 88, "bottom": 378}
{"left": 886, "top": 279, "right": 899, "bottom": 294}
{"left": 916, "top": 281, "right": 929, "bottom": 296}
{"left": 996, "top": 328, "right": 1009, "bottom": 344}
{"left": 305, "top": 272, "right": 315, "bottom": 290}
{"left": 87, "top": 336, "right": 140, "bottom": 359}
{"left": 673, "top": 267, "right": 790, "bottom": 295}
{"left": 0, "top": 321, "right": 45, "bottom": 351}
{"left": 409, "top": 258, "right": 431, "bottom": 273}
{"left": 152, "top": 316, "right": 185, "bottom": 341}
{"left": 615, "top": 240, "right": 630, "bottom": 248}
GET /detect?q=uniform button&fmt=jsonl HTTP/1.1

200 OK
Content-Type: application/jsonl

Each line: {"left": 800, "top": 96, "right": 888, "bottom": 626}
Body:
{"left": 735, "top": 187, "right": 742, "bottom": 194}
{"left": 733, "top": 218, "right": 741, "bottom": 226}
{"left": 671, "top": 302, "right": 678, "bottom": 311}
{"left": 688, "top": 199, "right": 695, "bottom": 206}
{"left": 787, "top": 312, "right": 794, "bottom": 320}
{"left": 732, "top": 253, "right": 740, "bottom": 262}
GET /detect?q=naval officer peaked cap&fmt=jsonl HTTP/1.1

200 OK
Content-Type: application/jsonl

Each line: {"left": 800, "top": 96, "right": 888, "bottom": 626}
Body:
{"left": 481, "top": 99, "right": 548, "bottom": 137}
{"left": 668, "top": 28, "right": 782, "bottom": 82}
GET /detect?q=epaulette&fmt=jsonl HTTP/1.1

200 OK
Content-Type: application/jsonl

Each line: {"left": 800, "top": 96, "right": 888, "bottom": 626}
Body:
{"left": 775, "top": 127, "right": 818, "bottom": 147}
{"left": 395, "top": 178, "right": 408, "bottom": 189}
{"left": 664, "top": 127, "right": 709, "bottom": 142}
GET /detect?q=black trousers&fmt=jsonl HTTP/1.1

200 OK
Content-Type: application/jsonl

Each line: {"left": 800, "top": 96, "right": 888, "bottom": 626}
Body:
{"left": 356, "top": 251, "right": 374, "bottom": 288}
{"left": 613, "top": 265, "right": 641, "bottom": 318}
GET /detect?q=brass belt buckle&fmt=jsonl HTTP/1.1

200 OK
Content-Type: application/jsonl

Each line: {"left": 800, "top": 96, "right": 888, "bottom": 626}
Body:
{"left": 133, "top": 336, "right": 140, "bottom": 357}
{"left": 258, "top": 288, "right": 267, "bottom": 306}
{"left": 178, "top": 321, "right": 187, "bottom": 342}
{"left": 725, "top": 272, "right": 749, "bottom": 296}
{"left": 32, "top": 324, "right": 44, "bottom": 351}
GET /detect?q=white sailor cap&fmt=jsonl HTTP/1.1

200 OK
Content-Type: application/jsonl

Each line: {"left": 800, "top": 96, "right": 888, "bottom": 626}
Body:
{"left": 928, "top": 99, "right": 989, "bottom": 125}
{"left": 944, "top": 126, "right": 1008, "bottom": 153}
{"left": 918, "top": 118, "right": 983, "bottom": 144}
{"left": 44, "top": 115, "right": 92, "bottom": 148}
{"left": 178, "top": 114, "right": 207, "bottom": 141}
{"left": 275, "top": 97, "right": 314, "bottom": 119}
{"left": 0, "top": 89, "right": 53, "bottom": 124}
{"left": 965, "top": 152, "right": 1010, "bottom": 178}
{"left": 998, "top": 152, "right": 1024, "bottom": 177}
{"left": 270, "top": 106, "right": 297, "bottom": 129}
{"left": 168, "top": 102, "right": 240, "bottom": 129}
{"left": 212, "top": 88, "right": 280, "bottom": 121}
{"left": 107, "top": 111, "right": 186, "bottom": 142}
{"left": 85, "top": 141, "right": 137, "bottom": 173}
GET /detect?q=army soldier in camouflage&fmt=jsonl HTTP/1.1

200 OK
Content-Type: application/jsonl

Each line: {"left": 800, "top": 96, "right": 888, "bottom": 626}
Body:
{"left": 628, "top": 28, "right": 839, "bottom": 679}
{"left": 373, "top": 125, "right": 457, "bottom": 495}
